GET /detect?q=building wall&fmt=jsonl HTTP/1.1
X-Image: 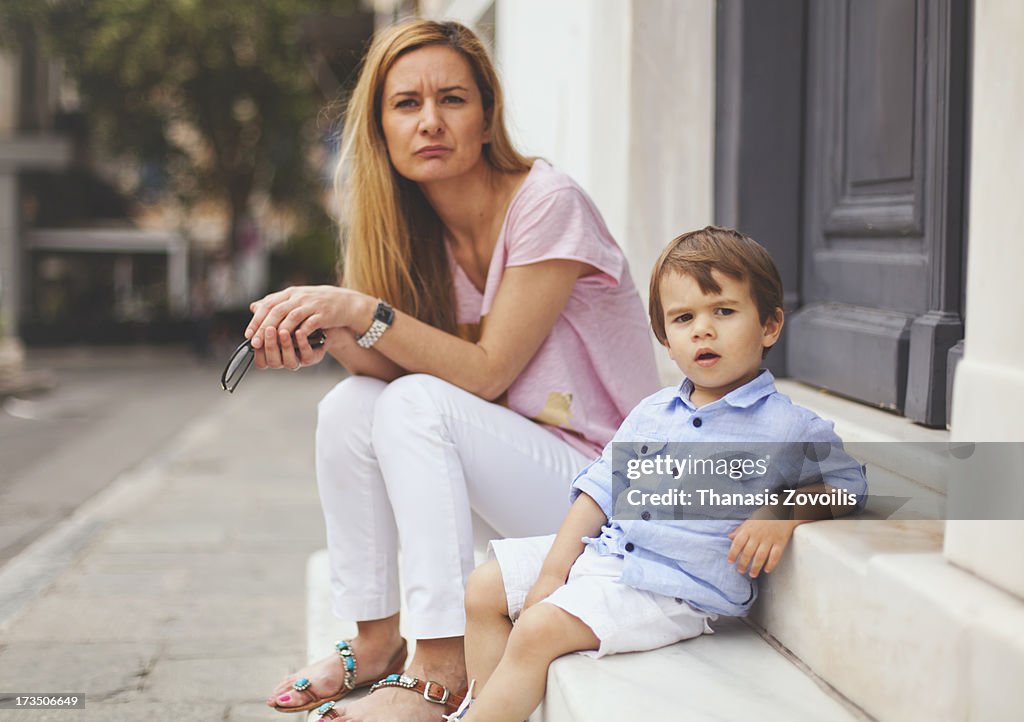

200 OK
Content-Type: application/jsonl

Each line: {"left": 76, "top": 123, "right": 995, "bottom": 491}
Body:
{"left": 945, "top": 0, "right": 1024, "bottom": 599}
{"left": 494, "top": 0, "right": 632, "bottom": 246}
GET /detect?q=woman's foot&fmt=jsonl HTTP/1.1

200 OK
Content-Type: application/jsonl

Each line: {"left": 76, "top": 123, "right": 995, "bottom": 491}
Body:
{"left": 330, "top": 640, "right": 467, "bottom": 722}
{"left": 266, "top": 633, "right": 407, "bottom": 712}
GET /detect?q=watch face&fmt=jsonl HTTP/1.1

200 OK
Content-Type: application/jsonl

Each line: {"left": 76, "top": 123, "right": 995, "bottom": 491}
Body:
{"left": 376, "top": 302, "right": 395, "bottom": 325}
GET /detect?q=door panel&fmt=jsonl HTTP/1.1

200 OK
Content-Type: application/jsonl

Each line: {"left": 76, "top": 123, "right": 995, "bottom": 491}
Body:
{"left": 787, "top": 0, "right": 967, "bottom": 423}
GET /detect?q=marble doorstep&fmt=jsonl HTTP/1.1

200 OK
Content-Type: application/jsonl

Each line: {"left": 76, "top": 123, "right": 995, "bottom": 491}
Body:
{"left": 751, "top": 520, "right": 1024, "bottom": 722}
{"left": 306, "top": 550, "right": 865, "bottom": 721}
{"left": 751, "top": 382, "right": 1024, "bottom": 722}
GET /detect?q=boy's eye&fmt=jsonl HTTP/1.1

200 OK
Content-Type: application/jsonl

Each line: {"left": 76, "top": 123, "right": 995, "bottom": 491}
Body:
{"left": 673, "top": 313, "right": 693, "bottom": 323}
{"left": 715, "top": 308, "right": 735, "bottom": 316}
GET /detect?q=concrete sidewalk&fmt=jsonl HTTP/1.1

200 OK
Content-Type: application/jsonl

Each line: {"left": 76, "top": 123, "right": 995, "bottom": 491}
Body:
{"left": 0, "top": 366, "right": 341, "bottom": 721}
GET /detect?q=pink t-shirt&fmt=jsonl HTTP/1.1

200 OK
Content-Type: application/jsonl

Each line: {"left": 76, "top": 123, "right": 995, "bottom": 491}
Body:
{"left": 449, "top": 160, "right": 660, "bottom": 456}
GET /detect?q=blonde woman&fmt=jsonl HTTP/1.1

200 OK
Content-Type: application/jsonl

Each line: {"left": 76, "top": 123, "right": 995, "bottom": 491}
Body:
{"left": 250, "top": 20, "right": 658, "bottom": 722}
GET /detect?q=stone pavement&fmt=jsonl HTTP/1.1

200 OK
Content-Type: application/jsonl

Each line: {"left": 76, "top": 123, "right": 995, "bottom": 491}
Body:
{"left": 0, "top": 362, "right": 343, "bottom": 721}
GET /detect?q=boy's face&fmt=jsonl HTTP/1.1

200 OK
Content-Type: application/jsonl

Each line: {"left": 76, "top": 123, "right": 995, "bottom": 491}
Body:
{"left": 660, "top": 270, "right": 782, "bottom": 406}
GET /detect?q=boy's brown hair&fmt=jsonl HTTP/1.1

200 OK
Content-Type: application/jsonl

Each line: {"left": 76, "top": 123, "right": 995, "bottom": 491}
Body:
{"left": 649, "top": 226, "right": 784, "bottom": 349}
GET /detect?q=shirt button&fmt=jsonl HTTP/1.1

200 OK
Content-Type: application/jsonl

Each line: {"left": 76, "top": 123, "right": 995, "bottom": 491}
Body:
{"left": 640, "top": 445, "right": 649, "bottom": 454}
{"left": 624, "top": 542, "right": 635, "bottom": 552}
{"left": 692, "top": 417, "right": 703, "bottom": 428}
{"left": 640, "top": 511, "right": 651, "bottom": 521}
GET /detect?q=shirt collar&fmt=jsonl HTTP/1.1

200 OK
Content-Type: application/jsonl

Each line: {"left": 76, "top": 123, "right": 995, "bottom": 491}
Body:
{"left": 675, "top": 369, "right": 777, "bottom": 410}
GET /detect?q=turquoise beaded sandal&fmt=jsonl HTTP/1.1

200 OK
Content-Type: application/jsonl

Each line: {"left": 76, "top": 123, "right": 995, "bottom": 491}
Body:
{"left": 271, "top": 638, "right": 407, "bottom": 714}
{"left": 346, "top": 673, "right": 468, "bottom": 717}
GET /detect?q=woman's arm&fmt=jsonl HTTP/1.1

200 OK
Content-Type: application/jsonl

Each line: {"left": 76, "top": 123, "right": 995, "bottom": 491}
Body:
{"left": 247, "top": 258, "right": 592, "bottom": 400}
{"left": 325, "top": 327, "right": 406, "bottom": 381}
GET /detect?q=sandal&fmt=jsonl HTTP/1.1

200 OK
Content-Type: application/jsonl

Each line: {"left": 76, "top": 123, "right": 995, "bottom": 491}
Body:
{"left": 442, "top": 679, "right": 475, "bottom": 721}
{"left": 271, "top": 638, "right": 408, "bottom": 714}
{"left": 313, "top": 674, "right": 467, "bottom": 719}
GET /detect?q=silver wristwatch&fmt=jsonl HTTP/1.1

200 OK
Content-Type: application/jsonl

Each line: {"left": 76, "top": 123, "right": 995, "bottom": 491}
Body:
{"left": 356, "top": 300, "right": 395, "bottom": 349}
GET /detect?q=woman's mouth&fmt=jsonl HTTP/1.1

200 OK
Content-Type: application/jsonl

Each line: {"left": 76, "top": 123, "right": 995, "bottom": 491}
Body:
{"left": 416, "top": 145, "right": 450, "bottom": 158}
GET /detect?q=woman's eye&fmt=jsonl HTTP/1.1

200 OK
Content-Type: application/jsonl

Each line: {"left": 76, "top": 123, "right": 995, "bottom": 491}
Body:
{"left": 395, "top": 99, "right": 418, "bottom": 109}
{"left": 442, "top": 95, "right": 466, "bottom": 104}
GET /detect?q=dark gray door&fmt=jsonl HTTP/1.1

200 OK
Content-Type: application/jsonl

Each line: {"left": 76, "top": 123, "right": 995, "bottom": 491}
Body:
{"left": 717, "top": 0, "right": 969, "bottom": 427}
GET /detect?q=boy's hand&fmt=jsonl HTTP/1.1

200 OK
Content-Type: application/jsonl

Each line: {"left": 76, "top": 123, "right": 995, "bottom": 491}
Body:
{"left": 727, "top": 518, "right": 805, "bottom": 577}
{"left": 523, "top": 573, "right": 566, "bottom": 613}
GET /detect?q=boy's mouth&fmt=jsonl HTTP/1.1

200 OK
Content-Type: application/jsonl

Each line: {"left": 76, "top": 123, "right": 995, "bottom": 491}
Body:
{"left": 694, "top": 349, "right": 721, "bottom": 368}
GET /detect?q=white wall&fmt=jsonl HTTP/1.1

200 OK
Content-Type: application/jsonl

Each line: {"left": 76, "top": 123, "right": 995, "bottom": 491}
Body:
{"left": 946, "top": 0, "right": 1024, "bottom": 600}
{"left": 494, "top": 0, "right": 632, "bottom": 246}
{"left": 625, "top": 0, "right": 716, "bottom": 382}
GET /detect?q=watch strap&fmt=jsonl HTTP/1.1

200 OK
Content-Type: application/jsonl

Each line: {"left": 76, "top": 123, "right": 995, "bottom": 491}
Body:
{"left": 356, "top": 301, "right": 394, "bottom": 349}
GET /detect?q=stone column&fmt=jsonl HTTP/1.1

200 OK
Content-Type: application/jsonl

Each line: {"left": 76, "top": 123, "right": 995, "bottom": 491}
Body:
{"left": 945, "top": 0, "right": 1024, "bottom": 600}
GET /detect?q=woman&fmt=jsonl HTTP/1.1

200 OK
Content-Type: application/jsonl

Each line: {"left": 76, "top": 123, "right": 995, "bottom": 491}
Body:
{"left": 251, "top": 20, "right": 658, "bottom": 721}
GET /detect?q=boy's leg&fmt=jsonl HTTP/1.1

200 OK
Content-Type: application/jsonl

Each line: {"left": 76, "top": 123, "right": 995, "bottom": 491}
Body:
{"left": 463, "top": 603, "right": 599, "bottom": 722}
{"left": 464, "top": 560, "right": 514, "bottom": 689}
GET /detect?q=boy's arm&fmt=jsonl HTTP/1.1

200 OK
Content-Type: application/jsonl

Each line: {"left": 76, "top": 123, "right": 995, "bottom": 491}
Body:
{"left": 726, "top": 481, "right": 850, "bottom": 578}
{"left": 729, "top": 417, "right": 868, "bottom": 577}
{"left": 523, "top": 492, "right": 607, "bottom": 611}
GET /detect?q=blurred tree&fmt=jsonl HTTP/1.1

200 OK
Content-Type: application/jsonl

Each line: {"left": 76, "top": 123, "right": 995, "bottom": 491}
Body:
{"left": 0, "top": 0, "right": 370, "bottom": 254}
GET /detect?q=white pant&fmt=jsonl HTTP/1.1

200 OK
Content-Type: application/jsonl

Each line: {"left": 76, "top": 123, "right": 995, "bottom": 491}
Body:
{"left": 316, "top": 374, "right": 592, "bottom": 639}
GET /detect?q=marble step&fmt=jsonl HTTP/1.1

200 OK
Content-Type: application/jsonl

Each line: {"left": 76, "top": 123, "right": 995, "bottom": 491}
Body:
{"left": 750, "top": 518, "right": 1024, "bottom": 722}
{"left": 752, "top": 383, "right": 1024, "bottom": 722}
{"left": 305, "top": 549, "right": 867, "bottom": 721}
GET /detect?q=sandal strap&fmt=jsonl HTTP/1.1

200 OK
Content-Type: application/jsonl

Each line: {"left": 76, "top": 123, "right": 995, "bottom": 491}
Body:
{"left": 442, "top": 679, "right": 475, "bottom": 721}
{"left": 369, "top": 674, "right": 466, "bottom": 713}
{"left": 334, "top": 640, "right": 358, "bottom": 691}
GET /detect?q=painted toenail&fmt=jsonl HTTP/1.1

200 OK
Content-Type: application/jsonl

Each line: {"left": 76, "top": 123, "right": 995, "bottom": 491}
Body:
{"left": 278, "top": 694, "right": 292, "bottom": 702}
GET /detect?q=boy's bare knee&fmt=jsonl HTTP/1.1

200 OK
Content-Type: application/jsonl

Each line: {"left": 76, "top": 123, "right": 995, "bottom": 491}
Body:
{"left": 506, "top": 603, "right": 565, "bottom": 655}
{"left": 506, "top": 603, "right": 600, "bottom": 662}
{"left": 465, "top": 560, "right": 509, "bottom": 618}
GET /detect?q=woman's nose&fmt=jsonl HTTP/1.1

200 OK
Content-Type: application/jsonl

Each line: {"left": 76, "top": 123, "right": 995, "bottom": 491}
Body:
{"left": 418, "top": 101, "right": 444, "bottom": 135}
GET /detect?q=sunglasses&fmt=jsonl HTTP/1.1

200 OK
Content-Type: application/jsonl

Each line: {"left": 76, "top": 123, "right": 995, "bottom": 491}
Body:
{"left": 220, "top": 329, "right": 326, "bottom": 392}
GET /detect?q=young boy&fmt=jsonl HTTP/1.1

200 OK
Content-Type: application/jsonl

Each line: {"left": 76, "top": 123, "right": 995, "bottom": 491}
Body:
{"left": 445, "top": 226, "right": 867, "bottom": 722}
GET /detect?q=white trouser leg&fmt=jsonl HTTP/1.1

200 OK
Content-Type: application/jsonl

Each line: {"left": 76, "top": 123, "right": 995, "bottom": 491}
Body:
{"left": 372, "top": 374, "right": 592, "bottom": 640}
{"left": 316, "top": 376, "right": 401, "bottom": 621}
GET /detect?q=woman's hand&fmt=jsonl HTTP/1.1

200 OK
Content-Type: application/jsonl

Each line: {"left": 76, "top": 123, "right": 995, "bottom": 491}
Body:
{"left": 246, "top": 286, "right": 373, "bottom": 349}
{"left": 251, "top": 325, "right": 336, "bottom": 370}
{"left": 246, "top": 286, "right": 374, "bottom": 371}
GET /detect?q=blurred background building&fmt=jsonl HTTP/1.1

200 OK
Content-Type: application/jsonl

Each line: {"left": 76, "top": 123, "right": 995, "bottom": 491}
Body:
{"left": 0, "top": 0, "right": 376, "bottom": 354}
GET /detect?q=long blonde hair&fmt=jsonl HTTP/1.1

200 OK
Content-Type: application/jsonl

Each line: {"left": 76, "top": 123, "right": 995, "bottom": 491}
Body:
{"left": 336, "top": 19, "right": 532, "bottom": 333}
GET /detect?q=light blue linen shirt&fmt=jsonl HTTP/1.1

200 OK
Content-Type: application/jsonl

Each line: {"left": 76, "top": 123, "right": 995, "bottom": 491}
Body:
{"left": 570, "top": 370, "right": 867, "bottom": 617}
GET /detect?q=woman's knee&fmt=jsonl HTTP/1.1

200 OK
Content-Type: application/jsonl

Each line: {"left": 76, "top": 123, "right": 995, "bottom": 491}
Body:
{"left": 371, "top": 374, "right": 456, "bottom": 443}
{"left": 465, "top": 560, "right": 509, "bottom": 619}
{"left": 317, "top": 376, "right": 387, "bottom": 435}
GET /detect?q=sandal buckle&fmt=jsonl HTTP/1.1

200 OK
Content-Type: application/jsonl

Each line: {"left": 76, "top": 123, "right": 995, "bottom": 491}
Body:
{"left": 422, "top": 680, "right": 449, "bottom": 705}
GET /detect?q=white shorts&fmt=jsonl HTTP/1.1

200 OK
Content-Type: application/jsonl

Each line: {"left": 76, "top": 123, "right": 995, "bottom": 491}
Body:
{"left": 489, "top": 534, "right": 716, "bottom": 658}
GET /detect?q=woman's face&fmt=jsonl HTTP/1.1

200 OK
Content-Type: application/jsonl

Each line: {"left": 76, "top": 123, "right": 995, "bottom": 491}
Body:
{"left": 380, "top": 45, "right": 492, "bottom": 185}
